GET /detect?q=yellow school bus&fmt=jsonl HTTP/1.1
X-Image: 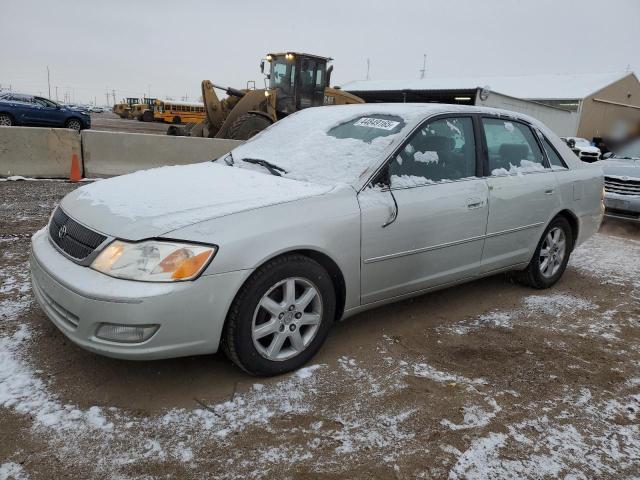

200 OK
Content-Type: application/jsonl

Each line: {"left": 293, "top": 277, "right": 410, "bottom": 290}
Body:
{"left": 153, "top": 100, "right": 206, "bottom": 124}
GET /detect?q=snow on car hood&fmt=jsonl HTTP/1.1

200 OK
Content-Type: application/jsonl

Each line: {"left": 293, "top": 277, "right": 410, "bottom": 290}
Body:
{"left": 576, "top": 145, "right": 600, "bottom": 154}
{"left": 598, "top": 159, "right": 640, "bottom": 179}
{"left": 61, "top": 162, "right": 333, "bottom": 240}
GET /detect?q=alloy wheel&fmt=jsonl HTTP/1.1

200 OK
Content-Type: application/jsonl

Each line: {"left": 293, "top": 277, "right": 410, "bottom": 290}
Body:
{"left": 67, "top": 120, "right": 81, "bottom": 131}
{"left": 251, "top": 277, "right": 323, "bottom": 361}
{"left": 539, "top": 227, "right": 566, "bottom": 278}
{"left": 0, "top": 114, "right": 12, "bottom": 126}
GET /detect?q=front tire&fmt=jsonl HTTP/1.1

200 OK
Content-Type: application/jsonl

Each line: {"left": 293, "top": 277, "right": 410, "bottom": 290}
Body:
{"left": 0, "top": 113, "right": 14, "bottom": 126}
{"left": 222, "top": 254, "right": 336, "bottom": 376}
{"left": 514, "top": 216, "right": 573, "bottom": 289}
{"left": 65, "top": 118, "right": 82, "bottom": 131}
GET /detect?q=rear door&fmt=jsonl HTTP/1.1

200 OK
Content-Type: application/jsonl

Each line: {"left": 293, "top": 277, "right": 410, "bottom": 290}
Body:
{"left": 479, "top": 116, "right": 559, "bottom": 273}
{"left": 359, "top": 115, "right": 489, "bottom": 304}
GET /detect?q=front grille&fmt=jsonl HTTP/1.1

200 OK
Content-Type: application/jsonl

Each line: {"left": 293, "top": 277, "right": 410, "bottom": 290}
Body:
{"left": 48, "top": 207, "right": 106, "bottom": 260}
{"left": 605, "top": 176, "right": 640, "bottom": 196}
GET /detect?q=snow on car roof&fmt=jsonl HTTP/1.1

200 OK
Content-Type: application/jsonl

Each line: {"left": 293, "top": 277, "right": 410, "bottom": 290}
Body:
{"left": 231, "top": 103, "right": 491, "bottom": 186}
{"left": 343, "top": 72, "right": 634, "bottom": 100}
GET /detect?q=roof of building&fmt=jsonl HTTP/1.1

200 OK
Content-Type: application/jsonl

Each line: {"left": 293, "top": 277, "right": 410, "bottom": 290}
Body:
{"left": 342, "top": 72, "right": 636, "bottom": 100}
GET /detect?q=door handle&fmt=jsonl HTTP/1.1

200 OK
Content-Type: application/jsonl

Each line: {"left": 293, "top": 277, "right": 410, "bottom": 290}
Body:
{"left": 544, "top": 186, "right": 555, "bottom": 195}
{"left": 466, "top": 198, "right": 483, "bottom": 209}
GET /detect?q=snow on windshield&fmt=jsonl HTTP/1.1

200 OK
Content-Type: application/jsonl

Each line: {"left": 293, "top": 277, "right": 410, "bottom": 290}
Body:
{"left": 229, "top": 105, "right": 428, "bottom": 186}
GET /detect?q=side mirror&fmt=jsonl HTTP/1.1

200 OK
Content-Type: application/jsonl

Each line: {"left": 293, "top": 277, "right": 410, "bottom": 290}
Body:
{"left": 601, "top": 151, "right": 613, "bottom": 159}
{"left": 56, "top": 105, "right": 61, "bottom": 110}
{"left": 260, "top": 60, "right": 265, "bottom": 74}
{"left": 567, "top": 139, "right": 576, "bottom": 149}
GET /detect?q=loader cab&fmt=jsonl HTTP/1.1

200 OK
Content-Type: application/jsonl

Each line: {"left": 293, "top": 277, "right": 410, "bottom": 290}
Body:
{"left": 266, "top": 52, "right": 330, "bottom": 114}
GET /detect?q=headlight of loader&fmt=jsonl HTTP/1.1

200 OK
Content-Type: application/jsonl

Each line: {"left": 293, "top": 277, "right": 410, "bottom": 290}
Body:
{"left": 91, "top": 240, "right": 216, "bottom": 282}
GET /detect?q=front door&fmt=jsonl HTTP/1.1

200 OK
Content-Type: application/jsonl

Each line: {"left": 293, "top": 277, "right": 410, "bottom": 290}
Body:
{"left": 296, "top": 57, "right": 326, "bottom": 109}
{"left": 479, "top": 117, "right": 560, "bottom": 272}
{"left": 359, "top": 116, "right": 489, "bottom": 305}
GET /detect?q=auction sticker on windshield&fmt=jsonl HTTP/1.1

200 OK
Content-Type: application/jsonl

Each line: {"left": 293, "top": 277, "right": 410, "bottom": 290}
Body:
{"left": 354, "top": 117, "right": 401, "bottom": 130}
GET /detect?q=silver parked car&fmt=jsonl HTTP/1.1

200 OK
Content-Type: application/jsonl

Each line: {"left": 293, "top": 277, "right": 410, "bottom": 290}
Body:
{"left": 600, "top": 139, "right": 640, "bottom": 222}
{"left": 30, "top": 104, "right": 604, "bottom": 375}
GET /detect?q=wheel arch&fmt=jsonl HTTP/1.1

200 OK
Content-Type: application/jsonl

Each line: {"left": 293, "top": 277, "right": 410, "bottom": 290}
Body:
{"left": 0, "top": 110, "right": 16, "bottom": 123}
{"left": 227, "top": 248, "right": 347, "bottom": 324}
{"left": 553, "top": 209, "right": 579, "bottom": 251}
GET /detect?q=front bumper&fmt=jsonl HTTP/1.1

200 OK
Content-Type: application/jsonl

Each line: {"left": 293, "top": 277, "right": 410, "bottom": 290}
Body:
{"left": 30, "top": 228, "right": 251, "bottom": 360}
{"left": 604, "top": 193, "right": 640, "bottom": 222}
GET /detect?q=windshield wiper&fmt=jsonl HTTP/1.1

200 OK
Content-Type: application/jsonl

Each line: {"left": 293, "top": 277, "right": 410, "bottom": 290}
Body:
{"left": 241, "top": 158, "right": 287, "bottom": 177}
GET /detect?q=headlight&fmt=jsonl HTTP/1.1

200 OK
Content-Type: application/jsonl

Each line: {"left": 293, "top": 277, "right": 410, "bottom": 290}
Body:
{"left": 91, "top": 240, "right": 216, "bottom": 282}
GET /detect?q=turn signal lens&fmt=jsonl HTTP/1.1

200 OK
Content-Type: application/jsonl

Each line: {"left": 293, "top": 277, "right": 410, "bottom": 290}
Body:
{"left": 172, "top": 251, "right": 213, "bottom": 280}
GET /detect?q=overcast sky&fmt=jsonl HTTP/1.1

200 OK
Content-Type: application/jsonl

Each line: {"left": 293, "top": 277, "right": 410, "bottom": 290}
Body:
{"left": 1, "top": 0, "right": 638, "bottom": 105}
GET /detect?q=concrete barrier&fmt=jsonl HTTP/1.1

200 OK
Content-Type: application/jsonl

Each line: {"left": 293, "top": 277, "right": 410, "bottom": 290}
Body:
{"left": 0, "top": 126, "right": 81, "bottom": 178}
{"left": 82, "top": 131, "right": 243, "bottom": 177}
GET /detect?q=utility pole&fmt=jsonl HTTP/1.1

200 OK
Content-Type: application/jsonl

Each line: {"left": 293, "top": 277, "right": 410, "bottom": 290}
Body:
{"left": 366, "top": 58, "right": 370, "bottom": 80}
{"left": 55, "top": 86, "right": 58, "bottom": 102}
{"left": 112, "top": 89, "right": 116, "bottom": 105}
{"left": 419, "top": 54, "right": 427, "bottom": 79}
{"left": 47, "top": 66, "right": 51, "bottom": 98}
{"left": 148, "top": 84, "right": 151, "bottom": 99}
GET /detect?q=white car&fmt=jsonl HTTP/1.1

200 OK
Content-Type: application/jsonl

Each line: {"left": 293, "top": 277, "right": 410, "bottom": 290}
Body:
{"left": 30, "top": 104, "right": 604, "bottom": 375}
{"left": 600, "top": 138, "right": 640, "bottom": 222}
{"left": 562, "top": 137, "right": 601, "bottom": 163}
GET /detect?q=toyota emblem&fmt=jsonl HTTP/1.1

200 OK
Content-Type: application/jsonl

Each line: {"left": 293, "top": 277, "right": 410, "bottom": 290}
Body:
{"left": 58, "top": 225, "right": 67, "bottom": 239}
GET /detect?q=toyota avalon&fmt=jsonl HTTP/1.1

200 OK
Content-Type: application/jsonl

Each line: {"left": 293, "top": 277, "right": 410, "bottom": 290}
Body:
{"left": 31, "top": 104, "right": 604, "bottom": 375}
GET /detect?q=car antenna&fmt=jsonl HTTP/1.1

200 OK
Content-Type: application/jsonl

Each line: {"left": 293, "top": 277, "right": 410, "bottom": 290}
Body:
{"left": 382, "top": 188, "right": 399, "bottom": 228}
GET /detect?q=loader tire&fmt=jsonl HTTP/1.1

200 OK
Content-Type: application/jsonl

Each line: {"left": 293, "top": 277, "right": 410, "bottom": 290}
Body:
{"left": 142, "top": 110, "right": 154, "bottom": 122}
{"left": 227, "top": 113, "right": 272, "bottom": 141}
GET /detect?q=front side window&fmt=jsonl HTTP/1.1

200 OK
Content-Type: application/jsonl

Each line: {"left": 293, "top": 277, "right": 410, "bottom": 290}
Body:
{"left": 483, "top": 118, "right": 546, "bottom": 175}
{"left": 269, "top": 59, "right": 295, "bottom": 91}
{"left": 388, "top": 117, "right": 477, "bottom": 188}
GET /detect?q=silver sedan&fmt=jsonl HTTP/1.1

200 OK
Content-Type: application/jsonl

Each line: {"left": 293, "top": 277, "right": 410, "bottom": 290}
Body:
{"left": 31, "top": 104, "right": 604, "bottom": 375}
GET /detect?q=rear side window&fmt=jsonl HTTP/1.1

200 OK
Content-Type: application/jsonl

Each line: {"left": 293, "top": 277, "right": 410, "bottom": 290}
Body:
{"left": 482, "top": 118, "right": 546, "bottom": 175}
{"left": 542, "top": 138, "right": 568, "bottom": 170}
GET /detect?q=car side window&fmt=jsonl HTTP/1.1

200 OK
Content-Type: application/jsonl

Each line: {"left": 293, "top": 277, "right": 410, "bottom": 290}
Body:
{"left": 482, "top": 118, "right": 546, "bottom": 175}
{"left": 389, "top": 117, "right": 476, "bottom": 188}
{"left": 542, "top": 137, "right": 568, "bottom": 170}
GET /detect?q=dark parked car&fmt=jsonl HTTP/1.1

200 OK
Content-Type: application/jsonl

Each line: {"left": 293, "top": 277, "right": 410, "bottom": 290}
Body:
{"left": 0, "top": 93, "right": 91, "bottom": 130}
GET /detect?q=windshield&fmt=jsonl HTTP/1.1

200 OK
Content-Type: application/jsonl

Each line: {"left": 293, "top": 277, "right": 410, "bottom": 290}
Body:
{"left": 226, "top": 105, "right": 425, "bottom": 185}
{"left": 614, "top": 139, "right": 640, "bottom": 159}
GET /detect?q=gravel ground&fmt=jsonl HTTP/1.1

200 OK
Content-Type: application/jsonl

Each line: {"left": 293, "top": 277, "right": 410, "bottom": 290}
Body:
{"left": 90, "top": 112, "right": 171, "bottom": 135}
{"left": 0, "top": 180, "right": 639, "bottom": 479}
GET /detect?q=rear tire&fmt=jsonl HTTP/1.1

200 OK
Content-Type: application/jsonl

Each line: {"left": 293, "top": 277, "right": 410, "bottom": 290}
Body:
{"left": 227, "top": 113, "right": 272, "bottom": 140}
{"left": 0, "top": 113, "right": 13, "bottom": 126}
{"left": 513, "top": 216, "right": 573, "bottom": 289}
{"left": 222, "top": 254, "right": 335, "bottom": 376}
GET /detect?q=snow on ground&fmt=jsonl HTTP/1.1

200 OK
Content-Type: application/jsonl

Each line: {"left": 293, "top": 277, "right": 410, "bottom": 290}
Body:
{"left": 0, "top": 228, "right": 639, "bottom": 477}
{"left": 571, "top": 232, "right": 640, "bottom": 289}
{"left": 0, "top": 462, "right": 29, "bottom": 480}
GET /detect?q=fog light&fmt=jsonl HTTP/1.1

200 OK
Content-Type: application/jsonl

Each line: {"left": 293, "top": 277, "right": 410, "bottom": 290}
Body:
{"left": 95, "top": 323, "right": 159, "bottom": 344}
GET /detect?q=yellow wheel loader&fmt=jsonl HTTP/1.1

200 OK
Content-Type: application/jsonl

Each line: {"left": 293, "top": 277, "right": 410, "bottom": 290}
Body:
{"left": 168, "top": 52, "right": 363, "bottom": 140}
